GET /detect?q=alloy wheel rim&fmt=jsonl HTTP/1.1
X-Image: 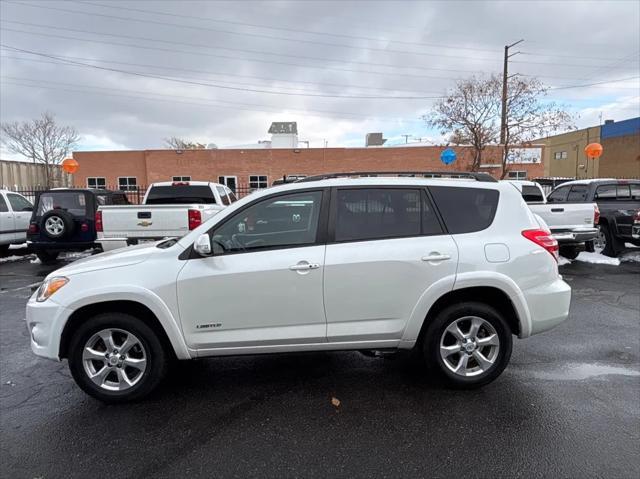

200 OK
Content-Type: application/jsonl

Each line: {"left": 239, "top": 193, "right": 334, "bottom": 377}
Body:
{"left": 439, "top": 316, "right": 500, "bottom": 377}
{"left": 45, "top": 216, "right": 64, "bottom": 236}
{"left": 82, "top": 328, "right": 147, "bottom": 391}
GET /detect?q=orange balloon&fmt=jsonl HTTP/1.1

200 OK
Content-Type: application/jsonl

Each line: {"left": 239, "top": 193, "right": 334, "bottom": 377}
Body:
{"left": 584, "top": 143, "right": 603, "bottom": 159}
{"left": 61, "top": 158, "right": 79, "bottom": 174}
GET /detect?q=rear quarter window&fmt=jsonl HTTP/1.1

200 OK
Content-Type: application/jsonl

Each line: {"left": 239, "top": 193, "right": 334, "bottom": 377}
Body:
{"left": 429, "top": 186, "right": 499, "bottom": 234}
{"left": 521, "top": 185, "right": 545, "bottom": 202}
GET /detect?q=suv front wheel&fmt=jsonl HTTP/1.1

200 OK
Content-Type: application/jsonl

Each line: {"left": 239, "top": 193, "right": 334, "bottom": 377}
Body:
{"left": 422, "top": 302, "right": 512, "bottom": 389}
{"left": 68, "top": 312, "right": 168, "bottom": 403}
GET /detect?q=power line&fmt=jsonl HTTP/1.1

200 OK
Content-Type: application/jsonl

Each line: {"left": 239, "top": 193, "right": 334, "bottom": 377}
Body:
{"left": 0, "top": 76, "right": 426, "bottom": 123}
{"left": 549, "top": 76, "right": 640, "bottom": 90}
{"left": 4, "top": 1, "right": 502, "bottom": 62}
{"left": 0, "top": 54, "right": 448, "bottom": 96}
{"left": 0, "top": 28, "right": 476, "bottom": 82}
{"left": 0, "top": 45, "right": 447, "bottom": 99}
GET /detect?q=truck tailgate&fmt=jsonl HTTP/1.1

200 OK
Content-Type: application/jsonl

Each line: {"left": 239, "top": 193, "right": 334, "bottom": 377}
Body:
{"left": 98, "top": 205, "right": 193, "bottom": 239}
{"left": 529, "top": 203, "right": 596, "bottom": 230}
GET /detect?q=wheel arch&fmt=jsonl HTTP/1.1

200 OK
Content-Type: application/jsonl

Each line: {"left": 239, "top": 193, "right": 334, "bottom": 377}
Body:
{"left": 403, "top": 273, "right": 532, "bottom": 345}
{"left": 59, "top": 298, "right": 191, "bottom": 360}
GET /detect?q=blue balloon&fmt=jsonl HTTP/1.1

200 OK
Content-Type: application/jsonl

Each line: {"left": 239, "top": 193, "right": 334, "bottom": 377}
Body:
{"left": 440, "top": 148, "right": 457, "bottom": 165}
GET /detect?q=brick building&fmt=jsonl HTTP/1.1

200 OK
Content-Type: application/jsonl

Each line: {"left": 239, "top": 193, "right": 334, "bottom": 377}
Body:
{"left": 72, "top": 144, "right": 545, "bottom": 194}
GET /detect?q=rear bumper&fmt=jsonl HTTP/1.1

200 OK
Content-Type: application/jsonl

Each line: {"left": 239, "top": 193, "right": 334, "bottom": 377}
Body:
{"left": 27, "top": 240, "right": 96, "bottom": 252}
{"left": 552, "top": 227, "right": 598, "bottom": 244}
{"left": 522, "top": 278, "right": 572, "bottom": 336}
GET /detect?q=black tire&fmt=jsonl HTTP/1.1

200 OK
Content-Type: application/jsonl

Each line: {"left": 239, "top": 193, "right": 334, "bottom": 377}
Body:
{"left": 598, "top": 223, "right": 622, "bottom": 257}
{"left": 422, "top": 302, "right": 512, "bottom": 389}
{"left": 0, "top": 244, "right": 9, "bottom": 257}
{"left": 559, "top": 245, "right": 580, "bottom": 260}
{"left": 585, "top": 240, "right": 595, "bottom": 253}
{"left": 35, "top": 250, "right": 60, "bottom": 264}
{"left": 68, "top": 312, "right": 168, "bottom": 403}
{"left": 40, "top": 209, "right": 75, "bottom": 240}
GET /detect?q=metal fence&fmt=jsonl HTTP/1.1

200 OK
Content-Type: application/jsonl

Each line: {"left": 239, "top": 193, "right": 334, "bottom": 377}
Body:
{"left": 6, "top": 184, "right": 257, "bottom": 205}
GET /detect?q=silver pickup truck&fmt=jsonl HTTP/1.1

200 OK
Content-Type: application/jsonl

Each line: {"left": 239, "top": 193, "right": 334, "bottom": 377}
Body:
{"left": 97, "top": 181, "right": 235, "bottom": 251}
{"left": 507, "top": 180, "right": 599, "bottom": 259}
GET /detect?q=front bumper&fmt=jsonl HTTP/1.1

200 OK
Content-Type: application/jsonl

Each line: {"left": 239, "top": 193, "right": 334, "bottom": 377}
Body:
{"left": 552, "top": 227, "right": 599, "bottom": 244}
{"left": 523, "top": 277, "right": 572, "bottom": 336}
{"left": 25, "top": 293, "right": 72, "bottom": 361}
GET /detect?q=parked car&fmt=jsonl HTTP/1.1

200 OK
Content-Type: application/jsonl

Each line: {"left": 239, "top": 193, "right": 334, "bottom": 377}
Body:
{"left": 0, "top": 189, "right": 33, "bottom": 255}
{"left": 26, "top": 172, "right": 571, "bottom": 403}
{"left": 27, "top": 188, "right": 129, "bottom": 264}
{"left": 506, "top": 180, "right": 599, "bottom": 259}
{"left": 546, "top": 179, "right": 640, "bottom": 257}
{"left": 96, "top": 181, "right": 233, "bottom": 251}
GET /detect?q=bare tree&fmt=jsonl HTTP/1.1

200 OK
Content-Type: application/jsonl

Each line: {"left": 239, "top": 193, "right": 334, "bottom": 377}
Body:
{"left": 1, "top": 112, "right": 79, "bottom": 188}
{"left": 424, "top": 76, "right": 501, "bottom": 171}
{"left": 164, "top": 137, "right": 205, "bottom": 149}
{"left": 501, "top": 76, "right": 575, "bottom": 178}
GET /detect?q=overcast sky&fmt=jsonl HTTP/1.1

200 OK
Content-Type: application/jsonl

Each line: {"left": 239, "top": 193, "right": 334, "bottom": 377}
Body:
{"left": 0, "top": 0, "right": 638, "bottom": 157}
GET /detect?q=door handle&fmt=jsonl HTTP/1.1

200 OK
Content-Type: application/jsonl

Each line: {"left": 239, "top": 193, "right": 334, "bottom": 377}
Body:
{"left": 551, "top": 208, "right": 564, "bottom": 213}
{"left": 289, "top": 262, "right": 320, "bottom": 271}
{"left": 421, "top": 253, "right": 451, "bottom": 262}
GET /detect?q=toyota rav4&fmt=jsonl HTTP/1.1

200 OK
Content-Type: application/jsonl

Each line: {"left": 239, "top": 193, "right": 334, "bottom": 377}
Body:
{"left": 26, "top": 172, "right": 571, "bottom": 403}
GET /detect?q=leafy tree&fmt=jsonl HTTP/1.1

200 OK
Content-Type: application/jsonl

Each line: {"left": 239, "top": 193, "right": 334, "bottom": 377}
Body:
{"left": 1, "top": 112, "right": 79, "bottom": 188}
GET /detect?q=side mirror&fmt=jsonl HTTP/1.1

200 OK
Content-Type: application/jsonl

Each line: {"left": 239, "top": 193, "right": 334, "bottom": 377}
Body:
{"left": 193, "top": 233, "right": 212, "bottom": 256}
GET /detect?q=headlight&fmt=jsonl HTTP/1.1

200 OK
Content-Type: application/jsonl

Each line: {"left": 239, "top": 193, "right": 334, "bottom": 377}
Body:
{"left": 36, "top": 276, "right": 69, "bottom": 302}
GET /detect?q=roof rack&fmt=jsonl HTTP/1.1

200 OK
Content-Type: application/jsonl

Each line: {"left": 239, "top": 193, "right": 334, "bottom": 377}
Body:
{"left": 297, "top": 171, "right": 498, "bottom": 183}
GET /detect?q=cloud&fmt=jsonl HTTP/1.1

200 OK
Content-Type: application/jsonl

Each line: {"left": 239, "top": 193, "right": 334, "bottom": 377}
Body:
{"left": 0, "top": 0, "right": 638, "bottom": 151}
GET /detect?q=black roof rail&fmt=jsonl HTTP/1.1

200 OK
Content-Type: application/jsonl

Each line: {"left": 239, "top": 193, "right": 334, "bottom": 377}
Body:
{"left": 296, "top": 171, "right": 498, "bottom": 183}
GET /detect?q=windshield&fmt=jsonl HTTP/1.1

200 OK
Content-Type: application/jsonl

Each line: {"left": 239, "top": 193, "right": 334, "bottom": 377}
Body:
{"left": 145, "top": 185, "right": 216, "bottom": 205}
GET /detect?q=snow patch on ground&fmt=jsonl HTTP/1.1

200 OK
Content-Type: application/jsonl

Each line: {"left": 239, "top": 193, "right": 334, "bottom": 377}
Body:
{"left": 557, "top": 256, "right": 572, "bottom": 266}
{"left": 620, "top": 251, "right": 640, "bottom": 263}
{"left": 8, "top": 243, "right": 28, "bottom": 250}
{"left": 29, "top": 257, "right": 41, "bottom": 264}
{"left": 575, "top": 252, "right": 621, "bottom": 265}
{"left": 0, "top": 255, "right": 29, "bottom": 263}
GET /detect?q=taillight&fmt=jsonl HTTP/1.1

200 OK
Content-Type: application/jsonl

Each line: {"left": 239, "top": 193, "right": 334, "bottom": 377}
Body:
{"left": 172, "top": 182, "right": 189, "bottom": 186}
{"left": 594, "top": 204, "right": 600, "bottom": 225}
{"left": 522, "top": 228, "right": 559, "bottom": 261}
{"left": 188, "top": 209, "right": 201, "bottom": 230}
{"left": 28, "top": 223, "right": 38, "bottom": 234}
{"left": 95, "top": 211, "right": 103, "bottom": 232}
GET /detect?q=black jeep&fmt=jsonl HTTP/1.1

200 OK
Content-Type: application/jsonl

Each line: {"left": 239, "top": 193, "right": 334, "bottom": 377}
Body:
{"left": 27, "top": 189, "right": 129, "bottom": 264}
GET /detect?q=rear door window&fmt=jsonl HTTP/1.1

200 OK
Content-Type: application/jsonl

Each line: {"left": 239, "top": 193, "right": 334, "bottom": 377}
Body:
{"left": 7, "top": 194, "right": 33, "bottom": 212}
{"left": 334, "top": 188, "right": 442, "bottom": 242}
{"left": 0, "top": 194, "right": 8, "bottom": 212}
{"left": 145, "top": 185, "right": 217, "bottom": 205}
{"left": 37, "top": 192, "right": 87, "bottom": 216}
{"left": 616, "top": 185, "right": 631, "bottom": 200}
{"left": 547, "top": 186, "right": 570, "bottom": 203}
{"left": 567, "top": 185, "right": 588, "bottom": 202}
{"left": 521, "top": 185, "right": 544, "bottom": 202}
{"left": 595, "top": 184, "right": 617, "bottom": 200}
{"left": 429, "top": 186, "right": 499, "bottom": 234}
{"left": 216, "top": 186, "right": 230, "bottom": 206}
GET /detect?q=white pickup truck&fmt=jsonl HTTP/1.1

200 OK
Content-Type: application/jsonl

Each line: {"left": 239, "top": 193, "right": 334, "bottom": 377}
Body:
{"left": 97, "top": 181, "right": 235, "bottom": 251}
{"left": 507, "top": 180, "right": 599, "bottom": 259}
{"left": 0, "top": 189, "right": 34, "bottom": 255}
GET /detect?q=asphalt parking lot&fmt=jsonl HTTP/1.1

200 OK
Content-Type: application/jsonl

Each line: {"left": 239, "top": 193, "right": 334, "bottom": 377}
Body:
{"left": 1, "top": 251, "right": 639, "bottom": 478}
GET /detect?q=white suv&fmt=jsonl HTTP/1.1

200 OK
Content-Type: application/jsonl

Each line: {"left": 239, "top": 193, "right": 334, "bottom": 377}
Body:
{"left": 26, "top": 173, "right": 571, "bottom": 403}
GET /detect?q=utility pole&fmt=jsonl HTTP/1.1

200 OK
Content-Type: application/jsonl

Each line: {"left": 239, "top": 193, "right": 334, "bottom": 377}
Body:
{"left": 500, "top": 39, "right": 524, "bottom": 144}
{"left": 401, "top": 134, "right": 411, "bottom": 144}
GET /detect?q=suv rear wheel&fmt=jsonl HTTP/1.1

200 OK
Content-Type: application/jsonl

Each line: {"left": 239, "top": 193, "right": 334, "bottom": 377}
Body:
{"left": 422, "top": 302, "right": 512, "bottom": 389}
{"left": 68, "top": 312, "right": 168, "bottom": 403}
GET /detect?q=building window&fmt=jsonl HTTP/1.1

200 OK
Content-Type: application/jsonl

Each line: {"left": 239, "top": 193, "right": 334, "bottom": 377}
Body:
{"left": 218, "top": 176, "right": 237, "bottom": 192}
{"left": 554, "top": 151, "right": 568, "bottom": 160}
{"left": 172, "top": 176, "right": 191, "bottom": 182}
{"left": 87, "top": 177, "right": 106, "bottom": 189}
{"left": 249, "top": 175, "right": 268, "bottom": 190}
{"left": 118, "top": 176, "right": 138, "bottom": 191}
{"left": 508, "top": 171, "right": 527, "bottom": 180}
